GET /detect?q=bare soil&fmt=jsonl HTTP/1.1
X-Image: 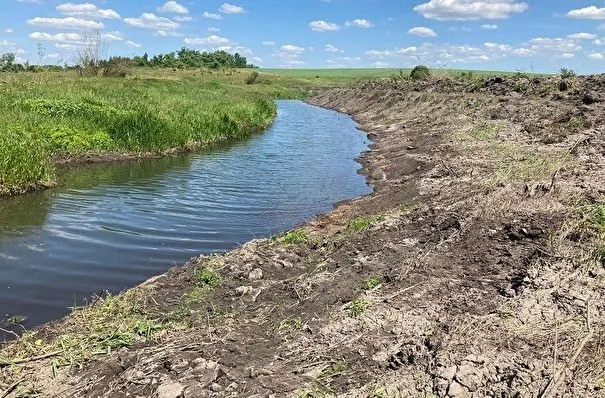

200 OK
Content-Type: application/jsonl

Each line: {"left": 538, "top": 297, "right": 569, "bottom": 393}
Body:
{"left": 3, "top": 74, "right": 605, "bottom": 397}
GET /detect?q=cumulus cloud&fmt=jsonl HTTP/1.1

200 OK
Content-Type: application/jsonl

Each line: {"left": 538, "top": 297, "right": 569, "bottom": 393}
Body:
{"left": 27, "top": 17, "right": 104, "bottom": 29}
{"left": 262, "top": 41, "right": 275, "bottom": 45}
{"left": 157, "top": 1, "right": 189, "bottom": 15}
{"left": 273, "top": 44, "right": 306, "bottom": 66}
{"left": 219, "top": 3, "right": 246, "bottom": 14}
{"left": 567, "top": 33, "right": 598, "bottom": 40}
{"left": 309, "top": 20, "right": 340, "bottom": 32}
{"left": 414, "top": 0, "right": 528, "bottom": 21}
{"left": 568, "top": 6, "right": 605, "bottom": 20}
{"left": 345, "top": 19, "right": 374, "bottom": 28}
{"left": 184, "top": 34, "right": 232, "bottom": 46}
{"left": 154, "top": 30, "right": 184, "bottom": 37}
{"left": 3, "top": 29, "right": 13, "bottom": 33}
{"left": 124, "top": 13, "right": 179, "bottom": 30}
{"left": 481, "top": 24, "right": 498, "bottom": 29}
{"left": 126, "top": 40, "right": 142, "bottom": 48}
{"left": 325, "top": 44, "right": 343, "bottom": 53}
{"left": 56, "top": 3, "right": 120, "bottom": 20}
{"left": 29, "top": 31, "right": 82, "bottom": 43}
{"left": 202, "top": 12, "right": 223, "bottom": 20}
{"left": 407, "top": 26, "right": 437, "bottom": 37}
{"left": 588, "top": 52, "right": 604, "bottom": 60}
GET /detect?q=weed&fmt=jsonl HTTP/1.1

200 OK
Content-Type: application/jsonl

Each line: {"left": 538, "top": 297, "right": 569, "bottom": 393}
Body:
{"left": 560, "top": 68, "right": 576, "bottom": 79}
{"left": 294, "top": 386, "right": 328, "bottom": 398}
{"left": 362, "top": 277, "right": 382, "bottom": 290}
{"left": 278, "top": 315, "right": 305, "bottom": 332}
{"left": 319, "top": 361, "right": 346, "bottom": 381}
{"left": 568, "top": 116, "right": 586, "bottom": 133}
{"left": 347, "top": 298, "right": 370, "bottom": 317}
{"left": 469, "top": 123, "right": 502, "bottom": 140}
{"left": 410, "top": 65, "right": 430, "bottom": 81}
{"left": 278, "top": 229, "right": 309, "bottom": 244}
{"left": 585, "top": 204, "right": 605, "bottom": 237}
{"left": 246, "top": 71, "right": 260, "bottom": 84}
{"left": 347, "top": 215, "right": 384, "bottom": 233}
{"left": 370, "top": 387, "right": 392, "bottom": 398}
{"left": 194, "top": 267, "right": 221, "bottom": 290}
{"left": 591, "top": 245, "right": 605, "bottom": 265}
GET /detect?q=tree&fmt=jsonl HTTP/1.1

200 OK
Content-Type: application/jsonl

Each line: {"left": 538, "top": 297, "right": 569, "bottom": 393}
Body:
{"left": 76, "top": 30, "right": 106, "bottom": 76}
{"left": 0, "top": 53, "right": 15, "bottom": 71}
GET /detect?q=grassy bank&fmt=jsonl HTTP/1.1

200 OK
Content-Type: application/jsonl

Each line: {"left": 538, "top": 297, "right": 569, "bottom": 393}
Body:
{"left": 0, "top": 68, "right": 306, "bottom": 195}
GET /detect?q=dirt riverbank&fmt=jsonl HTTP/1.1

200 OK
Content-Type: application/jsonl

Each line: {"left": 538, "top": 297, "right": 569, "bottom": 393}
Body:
{"left": 2, "top": 74, "right": 605, "bottom": 397}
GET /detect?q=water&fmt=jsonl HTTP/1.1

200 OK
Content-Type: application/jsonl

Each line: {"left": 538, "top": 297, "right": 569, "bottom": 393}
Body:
{"left": 0, "top": 100, "right": 371, "bottom": 333}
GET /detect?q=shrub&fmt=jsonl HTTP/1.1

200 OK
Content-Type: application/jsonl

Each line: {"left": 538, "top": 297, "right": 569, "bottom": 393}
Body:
{"left": 103, "top": 58, "right": 132, "bottom": 78}
{"left": 246, "top": 71, "right": 260, "bottom": 85}
{"left": 560, "top": 68, "right": 576, "bottom": 79}
{"left": 410, "top": 65, "right": 430, "bottom": 81}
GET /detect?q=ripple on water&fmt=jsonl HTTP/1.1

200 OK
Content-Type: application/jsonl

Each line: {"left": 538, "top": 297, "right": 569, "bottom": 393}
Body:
{"left": 0, "top": 100, "right": 371, "bottom": 331}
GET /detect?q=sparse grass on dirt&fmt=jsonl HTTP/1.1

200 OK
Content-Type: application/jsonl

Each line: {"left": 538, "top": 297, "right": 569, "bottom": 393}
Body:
{"left": 347, "top": 215, "right": 384, "bottom": 233}
{"left": 275, "top": 228, "right": 309, "bottom": 244}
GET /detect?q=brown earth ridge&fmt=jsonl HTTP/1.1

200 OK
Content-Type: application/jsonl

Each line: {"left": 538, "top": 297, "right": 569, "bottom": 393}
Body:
{"left": 2, "top": 74, "right": 605, "bottom": 397}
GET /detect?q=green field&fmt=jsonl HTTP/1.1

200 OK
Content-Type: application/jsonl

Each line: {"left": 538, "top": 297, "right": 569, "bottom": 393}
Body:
{"left": 0, "top": 68, "right": 308, "bottom": 195}
{"left": 261, "top": 67, "right": 537, "bottom": 80}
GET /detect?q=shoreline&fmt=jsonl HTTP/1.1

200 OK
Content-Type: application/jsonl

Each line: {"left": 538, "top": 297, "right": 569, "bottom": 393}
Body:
{"left": 2, "top": 75, "right": 605, "bottom": 397}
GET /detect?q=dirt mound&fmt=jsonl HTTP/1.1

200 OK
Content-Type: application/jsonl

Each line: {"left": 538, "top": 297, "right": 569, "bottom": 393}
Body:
{"left": 3, "top": 76, "right": 605, "bottom": 397}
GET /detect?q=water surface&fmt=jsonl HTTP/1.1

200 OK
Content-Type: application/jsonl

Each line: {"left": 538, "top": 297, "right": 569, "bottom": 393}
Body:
{"left": 0, "top": 100, "right": 371, "bottom": 333}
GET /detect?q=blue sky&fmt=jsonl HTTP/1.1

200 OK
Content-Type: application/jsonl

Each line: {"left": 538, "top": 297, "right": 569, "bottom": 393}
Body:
{"left": 3, "top": 0, "right": 605, "bottom": 72}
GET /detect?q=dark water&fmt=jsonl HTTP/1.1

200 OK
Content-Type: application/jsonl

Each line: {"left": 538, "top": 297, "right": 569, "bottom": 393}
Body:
{"left": 0, "top": 100, "right": 371, "bottom": 333}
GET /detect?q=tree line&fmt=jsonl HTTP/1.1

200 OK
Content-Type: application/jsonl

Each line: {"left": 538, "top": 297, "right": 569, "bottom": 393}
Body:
{"left": 0, "top": 47, "right": 255, "bottom": 73}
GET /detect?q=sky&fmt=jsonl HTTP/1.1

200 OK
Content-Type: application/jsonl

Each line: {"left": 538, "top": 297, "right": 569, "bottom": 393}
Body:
{"left": 4, "top": 1, "right": 605, "bottom": 73}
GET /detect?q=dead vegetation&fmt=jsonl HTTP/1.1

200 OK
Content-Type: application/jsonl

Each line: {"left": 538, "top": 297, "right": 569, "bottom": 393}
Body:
{"left": 3, "top": 74, "right": 605, "bottom": 397}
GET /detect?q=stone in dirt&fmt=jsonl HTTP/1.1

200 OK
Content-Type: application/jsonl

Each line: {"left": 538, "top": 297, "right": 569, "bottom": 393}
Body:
{"left": 156, "top": 382, "right": 185, "bottom": 398}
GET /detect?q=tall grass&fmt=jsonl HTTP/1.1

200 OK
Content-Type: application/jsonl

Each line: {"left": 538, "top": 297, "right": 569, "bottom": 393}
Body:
{"left": 0, "top": 68, "right": 301, "bottom": 194}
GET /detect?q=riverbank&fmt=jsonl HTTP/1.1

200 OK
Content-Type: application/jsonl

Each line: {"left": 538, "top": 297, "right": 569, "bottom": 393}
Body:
{"left": 2, "top": 73, "right": 605, "bottom": 397}
{"left": 0, "top": 68, "right": 311, "bottom": 196}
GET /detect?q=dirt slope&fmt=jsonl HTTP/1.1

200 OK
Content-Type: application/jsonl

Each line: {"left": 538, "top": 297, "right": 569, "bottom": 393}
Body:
{"left": 2, "top": 74, "right": 605, "bottom": 397}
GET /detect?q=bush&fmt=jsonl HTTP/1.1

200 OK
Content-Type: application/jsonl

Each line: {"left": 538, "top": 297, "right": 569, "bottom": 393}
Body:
{"left": 103, "top": 59, "right": 132, "bottom": 78}
{"left": 246, "top": 71, "right": 260, "bottom": 85}
{"left": 560, "top": 68, "right": 576, "bottom": 79}
{"left": 410, "top": 65, "right": 430, "bottom": 81}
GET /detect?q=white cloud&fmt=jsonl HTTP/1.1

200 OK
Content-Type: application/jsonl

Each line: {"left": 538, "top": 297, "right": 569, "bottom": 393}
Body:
{"left": 568, "top": 6, "right": 605, "bottom": 20}
{"left": 157, "top": 1, "right": 189, "bottom": 15}
{"left": 126, "top": 40, "right": 141, "bottom": 48}
{"left": 207, "top": 27, "right": 220, "bottom": 32}
{"left": 124, "top": 13, "right": 179, "bottom": 30}
{"left": 3, "top": 29, "right": 13, "bottom": 34}
{"left": 56, "top": 3, "right": 120, "bottom": 20}
{"left": 202, "top": 12, "right": 223, "bottom": 20}
{"left": 325, "top": 44, "right": 343, "bottom": 53}
{"left": 345, "top": 19, "right": 374, "bottom": 28}
{"left": 184, "top": 35, "right": 232, "bottom": 46}
{"left": 309, "top": 20, "right": 340, "bottom": 32}
{"left": 27, "top": 17, "right": 104, "bottom": 30}
{"left": 372, "top": 61, "right": 389, "bottom": 67}
{"left": 481, "top": 24, "right": 498, "bottom": 29}
{"left": 567, "top": 33, "right": 598, "bottom": 40}
{"left": 174, "top": 15, "right": 193, "bottom": 22}
{"left": 29, "top": 31, "right": 82, "bottom": 43}
{"left": 280, "top": 44, "right": 305, "bottom": 54}
{"left": 0, "top": 40, "right": 16, "bottom": 47}
{"left": 408, "top": 26, "right": 437, "bottom": 37}
{"left": 414, "top": 0, "right": 528, "bottom": 21}
{"left": 101, "top": 31, "right": 124, "bottom": 41}
{"left": 529, "top": 37, "right": 582, "bottom": 53}
{"left": 562, "top": 53, "right": 575, "bottom": 59}
{"left": 262, "top": 41, "right": 275, "bottom": 45}
{"left": 219, "top": 3, "right": 246, "bottom": 14}
{"left": 154, "top": 30, "right": 184, "bottom": 37}
{"left": 588, "top": 52, "right": 604, "bottom": 60}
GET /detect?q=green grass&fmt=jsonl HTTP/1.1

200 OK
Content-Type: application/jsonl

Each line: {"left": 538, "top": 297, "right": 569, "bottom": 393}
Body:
{"left": 362, "top": 277, "right": 382, "bottom": 291}
{"left": 0, "top": 68, "right": 308, "bottom": 195}
{"left": 347, "top": 215, "right": 384, "bottom": 233}
{"left": 275, "top": 228, "right": 309, "bottom": 244}
{"left": 347, "top": 298, "right": 371, "bottom": 317}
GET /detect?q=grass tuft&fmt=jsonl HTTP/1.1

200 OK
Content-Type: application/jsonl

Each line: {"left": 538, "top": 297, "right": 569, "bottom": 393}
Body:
{"left": 347, "top": 298, "right": 371, "bottom": 318}
{"left": 347, "top": 215, "right": 384, "bottom": 233}
{"left": 362, "top": 277, "right": 382, "bottom": 291}
{"left": 276, "top": 229, "right": 309, "bottom": 244}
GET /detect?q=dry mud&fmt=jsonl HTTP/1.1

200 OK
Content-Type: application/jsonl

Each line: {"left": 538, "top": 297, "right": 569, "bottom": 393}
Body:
{"left": 3, "top": 74, "right": 605, "bottom": 397}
